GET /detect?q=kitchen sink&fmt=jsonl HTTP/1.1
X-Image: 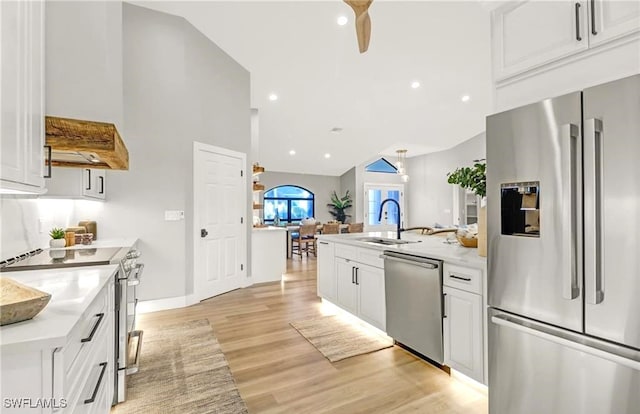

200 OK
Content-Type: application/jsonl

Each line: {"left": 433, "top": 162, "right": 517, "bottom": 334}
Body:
{"left": 356, "top": 237, "right": 419, "bottom": 246}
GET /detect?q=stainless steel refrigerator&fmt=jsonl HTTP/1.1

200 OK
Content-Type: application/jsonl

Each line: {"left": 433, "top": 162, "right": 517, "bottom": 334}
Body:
{"left": 486, "top": 74, "right": 640, "bottom": 414}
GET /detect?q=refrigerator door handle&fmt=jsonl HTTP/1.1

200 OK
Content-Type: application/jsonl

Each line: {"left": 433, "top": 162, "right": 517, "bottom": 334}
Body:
{"left": 491, "top": 313, "right": 640, "bottom": 371}
{"left": 562, "top": 123, "right": 581, "bottom": 300}
{"left": 584, "top": 118, "right": 604, "bottom": 305}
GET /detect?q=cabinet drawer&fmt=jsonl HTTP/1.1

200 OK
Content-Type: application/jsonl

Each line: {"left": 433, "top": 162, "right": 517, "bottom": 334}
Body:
{"left": 70, "top": 338, "right": 110, "bottom": 414}
{"left": 443, "top": 263, "right": 482, "bottom": 295}
{"left": 356, "top": 248, "right": 384, "bottom": 269}
{"left": 335, "top": 243, "right": 357, "bottom": 261}
{"left": 63, "top": 284, "right": 109, "bottom": 377}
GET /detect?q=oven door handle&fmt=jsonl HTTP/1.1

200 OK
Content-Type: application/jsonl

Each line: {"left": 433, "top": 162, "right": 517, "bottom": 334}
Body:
{"left": 127, "top": 263, "right": 144, "bottom": 286}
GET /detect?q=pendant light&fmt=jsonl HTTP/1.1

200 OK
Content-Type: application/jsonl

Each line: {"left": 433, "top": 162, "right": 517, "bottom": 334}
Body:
{"left": 395, "top": 149, "right": 409, "bottom": 182}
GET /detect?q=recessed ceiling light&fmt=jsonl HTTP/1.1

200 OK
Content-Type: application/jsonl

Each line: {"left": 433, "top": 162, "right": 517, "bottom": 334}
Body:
{"left": 289, "top": 150, "right": 296, "bottom": 156}
{"left": 269, "top": 93, "right": 278, "bottom": 101}
{"left": 411, "top": 81, "right": 421, "bottom": 89}
{"left": 461, "top": 95, "right": 471, "bottom": 102}
{"left": 324, "top": 153, "right": 331, "bottom": 159}
{"left": 337, "top": 16, "right": 348, "bottom": 26}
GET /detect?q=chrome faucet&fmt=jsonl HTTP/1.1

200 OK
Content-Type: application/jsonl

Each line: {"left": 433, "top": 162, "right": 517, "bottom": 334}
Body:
{"left": 378, "top": 198, "right": 403, "bottom": 240}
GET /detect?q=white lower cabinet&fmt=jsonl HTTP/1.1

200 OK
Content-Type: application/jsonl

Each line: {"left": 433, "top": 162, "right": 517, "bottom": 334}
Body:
{"left": 356, "top": 263, "right": 385, "bottom": 330}
{"left": 317, "top": 241, "right": 336, "bottom": 301}
{"left": 443, "top": 284, "right": 484, "bottom": 383}
{"left": 335, "top": 256, "right": 386, "bottom": 331}
{"left": 1, "top": 280, "right": 114, "bottom": 414}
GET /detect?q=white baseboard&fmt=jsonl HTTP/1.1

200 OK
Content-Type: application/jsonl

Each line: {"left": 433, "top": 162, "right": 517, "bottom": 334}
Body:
{"left": 137, "top": 296, "right": 191, "bottom": 314}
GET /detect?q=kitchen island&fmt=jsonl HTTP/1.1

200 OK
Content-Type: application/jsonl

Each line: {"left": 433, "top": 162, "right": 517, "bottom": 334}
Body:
{"left": 316, "top": 231, "right": 488, "bottom": 385}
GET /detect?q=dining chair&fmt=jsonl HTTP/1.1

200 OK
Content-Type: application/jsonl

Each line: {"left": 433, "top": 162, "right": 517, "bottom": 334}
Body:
{"left": 292, "top": 224, "right": 317, "bottom": 257}
{"left": 322, "top": 223, "right": 340, "bottom": 234}
{"left": 347, "top": 222, "right": 364, "bottom": 233}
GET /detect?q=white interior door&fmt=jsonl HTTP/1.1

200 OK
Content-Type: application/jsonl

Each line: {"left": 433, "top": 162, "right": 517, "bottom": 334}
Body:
{"left": 194, "top": 143, "right": 246, "bottom": 301}
{"left": 364, "top": 183, "right": 405, "bottom": 232}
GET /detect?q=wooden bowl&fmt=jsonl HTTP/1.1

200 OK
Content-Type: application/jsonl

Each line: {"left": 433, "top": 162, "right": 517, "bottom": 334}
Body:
{"left": 0, "top": 277, "right": 51, "bottom": 326}
{"left": 456, "top": 234, "right": 478, "bottom": 248}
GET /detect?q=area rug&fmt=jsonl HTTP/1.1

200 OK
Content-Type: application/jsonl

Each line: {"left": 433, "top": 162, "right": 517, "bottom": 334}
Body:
{"left": 112, "top": 319, "right": 248, "bottom": 414}
{"left": 290, "top": 315, "right": 393, "bottom": 362}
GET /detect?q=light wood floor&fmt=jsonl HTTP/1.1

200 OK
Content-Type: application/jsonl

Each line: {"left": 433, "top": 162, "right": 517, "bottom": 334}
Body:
{"left": 137, "top": 258, "right": 488, "bottom": 414}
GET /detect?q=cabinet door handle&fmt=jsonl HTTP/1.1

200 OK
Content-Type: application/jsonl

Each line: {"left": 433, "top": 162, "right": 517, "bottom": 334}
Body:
{"left": 355, "top": 267, "right": 359, "bottom": 285}
{"left": 43, "top": 145, "right": 52, "bottom": 178}
{"left": 84, "top": 362, "right": 107, "bottom": 404}
{"left": 590, "top": 0, "right": 597, "bottom": 35}
{"left": 319, "top": 241, "right": 329, "bottom": 245}
{"left": 442, "top": 293, "right": 447, "bottom": 318}
{"left": 98, "top": 176, "right": 104, "bottom": 194}
{"left": 351, "top": 266, "right": 355, "bottom": 284}
{"left": 575, "top": 3, "right": 582, "bottom": 41}
{"left": 85, "top": 169, "right": 92, "bottom": 190}
{"left": 81, "top": 313, "right": 104, "bottom": 343}
{"left": 449, "top": 274, "right": 472, "bottom": 282}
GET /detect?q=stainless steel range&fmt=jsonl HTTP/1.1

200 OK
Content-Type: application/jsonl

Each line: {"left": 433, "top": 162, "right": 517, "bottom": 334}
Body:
{"left": 0, "top": 245, "right": 144, "bottom": 406}
{"left": 114, "top": 248, "right": 144, "bottom": 404}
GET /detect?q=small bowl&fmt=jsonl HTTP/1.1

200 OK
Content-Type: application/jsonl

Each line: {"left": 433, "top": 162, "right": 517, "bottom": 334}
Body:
{"left": 456, "top": 234, "right": 478, "bottom": 248}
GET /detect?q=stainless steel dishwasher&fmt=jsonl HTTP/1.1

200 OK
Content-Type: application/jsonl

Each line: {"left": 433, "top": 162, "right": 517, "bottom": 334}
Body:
{"left": 381, "top": 251, "right": 444, "bottom": 364}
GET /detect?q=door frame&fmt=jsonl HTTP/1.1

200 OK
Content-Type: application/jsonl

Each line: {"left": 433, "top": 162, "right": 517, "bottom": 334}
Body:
{"left": 192, "top": 141, "right": 247, "bottom": 302}
{"left": 363, "top": 183, "right": 406, "bottom": 232}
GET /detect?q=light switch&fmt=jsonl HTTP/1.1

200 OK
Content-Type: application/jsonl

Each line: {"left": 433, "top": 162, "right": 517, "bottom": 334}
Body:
{"left": 164, "top": 210, "right": 185, "bottom": 221}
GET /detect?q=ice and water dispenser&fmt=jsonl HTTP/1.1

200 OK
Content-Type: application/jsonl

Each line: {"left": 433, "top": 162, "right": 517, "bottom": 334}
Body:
{"left": 500, "top": 181, "right": 540, "bottom": 237}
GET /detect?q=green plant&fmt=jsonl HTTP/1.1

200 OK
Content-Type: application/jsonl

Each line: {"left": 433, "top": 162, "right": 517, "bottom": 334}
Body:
{"left": 49, "top": 227, "right": 65, "bottom": 239}
{"left": 327, "top": 190, "right": 353, "bottom": 223}
{"left": 447, "top": 162, "right": 486, "bottom": 198}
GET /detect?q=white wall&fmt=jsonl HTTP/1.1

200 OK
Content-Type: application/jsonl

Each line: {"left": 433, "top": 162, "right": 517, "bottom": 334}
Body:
{"left": 407, "top": 133, "right": 486, "bottom": 227}
{"left": 97, "top": 4, "right": 251, "bottom": 301}
{"left": 0, "top": 4, "right": 251, "bottom": 304}
{"left": 46, "top": 1, "right": 123, "bottom": 129}
{"left": 259, "top": 172, "right": 341, "bottom": 224}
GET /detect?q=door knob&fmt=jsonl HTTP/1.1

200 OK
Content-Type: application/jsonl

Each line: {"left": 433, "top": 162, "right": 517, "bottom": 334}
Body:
{"left": 200, "top": 228, "right": 208, "bottom": 238}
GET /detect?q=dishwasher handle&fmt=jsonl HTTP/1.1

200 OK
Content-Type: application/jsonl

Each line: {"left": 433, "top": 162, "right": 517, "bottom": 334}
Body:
{"left": 380, "top": 253, "right": 439, "bottom": 269}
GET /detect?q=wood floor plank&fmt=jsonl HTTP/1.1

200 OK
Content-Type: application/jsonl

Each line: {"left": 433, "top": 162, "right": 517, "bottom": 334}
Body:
{"left": 135, "top": 257, "right": 488, "bottom": 414}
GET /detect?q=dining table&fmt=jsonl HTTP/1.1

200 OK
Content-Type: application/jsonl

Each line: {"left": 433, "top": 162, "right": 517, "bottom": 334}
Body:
{"left": 284, "top": 223, "right": 349, "bottom": 258}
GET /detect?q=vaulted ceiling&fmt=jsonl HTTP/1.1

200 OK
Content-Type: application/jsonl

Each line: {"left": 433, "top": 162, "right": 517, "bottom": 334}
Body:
{"left": 134, "top": 1, "right": 493, "bottom": 176}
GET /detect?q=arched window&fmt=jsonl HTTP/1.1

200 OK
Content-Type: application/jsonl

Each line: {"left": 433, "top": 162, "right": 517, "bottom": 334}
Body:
{"left": 264, "top": 185, "right": 315, "bottom": 224}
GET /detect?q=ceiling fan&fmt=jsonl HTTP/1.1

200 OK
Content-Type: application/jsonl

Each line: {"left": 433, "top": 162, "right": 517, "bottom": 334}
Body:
{"left": 344, "top": 0, "right": 373, "bottom": 53}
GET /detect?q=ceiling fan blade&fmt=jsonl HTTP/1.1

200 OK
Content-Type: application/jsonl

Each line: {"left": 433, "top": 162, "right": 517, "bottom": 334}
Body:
{"left": 344, "top": 0, "right": 373, "bottom": 53}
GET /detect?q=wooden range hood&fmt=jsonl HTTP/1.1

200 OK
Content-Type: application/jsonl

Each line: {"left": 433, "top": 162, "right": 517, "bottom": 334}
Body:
{"left": 45, "top": 116, "right": 129, "bottom": 170}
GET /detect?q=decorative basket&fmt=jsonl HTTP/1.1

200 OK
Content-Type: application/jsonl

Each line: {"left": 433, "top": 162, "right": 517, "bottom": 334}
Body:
{"left": 456, "top": 234, "right": 478, "bottom": 248}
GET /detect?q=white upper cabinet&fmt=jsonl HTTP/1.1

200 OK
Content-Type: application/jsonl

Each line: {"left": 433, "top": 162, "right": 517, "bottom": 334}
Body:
{"left": 493, "top": 1, "right": 589, "bottom": 81}
{"left": 45, "top": 167, "right": 107, "bottom": 200}
{"left": 492, "top": 0, "right": 640, "bottom": 82}
{"left": 589, "top": 0, "right": 640, "bottom": 45}
{"left": 1, "top": 0, "right": 45, "bottom": 192}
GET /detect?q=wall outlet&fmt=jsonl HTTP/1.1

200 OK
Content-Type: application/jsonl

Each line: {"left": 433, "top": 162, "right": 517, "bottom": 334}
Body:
{"left": 164, "top": 210, "right": 185, "bottom": 221}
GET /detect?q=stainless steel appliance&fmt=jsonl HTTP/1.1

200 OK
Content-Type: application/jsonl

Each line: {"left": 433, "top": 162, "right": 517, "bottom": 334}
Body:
{"left": 487, "top": 74, "right": 640, "bottom": 413}
{"left": 0, "top": 246, "right": 121, "bottom": 271}
{"left": 382, "top": 251, "right": 444, "bottom": 363}
{"left": 114, "top": 248, "right": 144, "bottom": 404}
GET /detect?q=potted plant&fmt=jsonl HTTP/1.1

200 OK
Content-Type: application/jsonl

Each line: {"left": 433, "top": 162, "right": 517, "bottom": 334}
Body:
{"left": 49, "top": 227, "right": 66, "bottom": 248}
{"left": 446, "top": 162, "right": 486, "bottom": 198}
{"left": 327, "top": 190, "right": 353, "bottom": 223}
{"left": 447, "top": 162, "right": 487, "bottom": 256}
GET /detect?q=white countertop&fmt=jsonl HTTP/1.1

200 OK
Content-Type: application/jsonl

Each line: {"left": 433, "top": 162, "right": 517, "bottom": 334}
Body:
{"left": 0, "top": 265, "right": 118, "bottom": 353}
{"left": 252, "top": 226, "right": 287, "bottom": 232}
{"left": 317, "top": 231, "right": 486, "bottom": 269}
